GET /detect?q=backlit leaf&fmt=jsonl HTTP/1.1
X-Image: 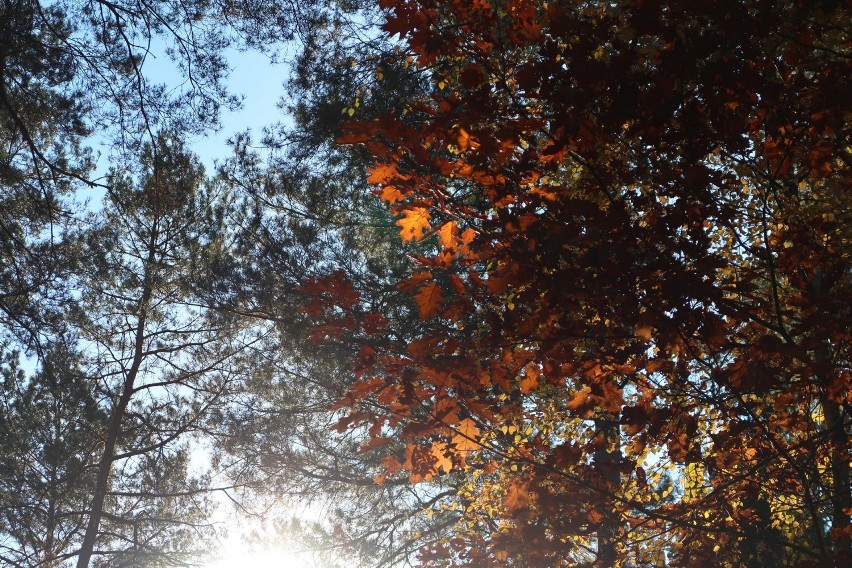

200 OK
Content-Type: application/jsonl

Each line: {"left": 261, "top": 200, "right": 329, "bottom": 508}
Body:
{"left": 396, "top": 207, "right": 431, "bottom": 241}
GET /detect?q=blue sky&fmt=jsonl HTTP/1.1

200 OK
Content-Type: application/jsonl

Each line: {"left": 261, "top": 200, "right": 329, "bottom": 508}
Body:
{"left": 76, "top": 44, "right": 290, "bottom": 208}
{"left": 188, "top": 48, "right": 291, "bottom": 168}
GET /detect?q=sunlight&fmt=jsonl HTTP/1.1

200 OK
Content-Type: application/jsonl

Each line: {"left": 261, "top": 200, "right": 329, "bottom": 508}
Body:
{"left": 198, "top": 490, "right": 326, "bottom": 568}
{"left": 205, "top": 545, "right": 311, "bottom": 568}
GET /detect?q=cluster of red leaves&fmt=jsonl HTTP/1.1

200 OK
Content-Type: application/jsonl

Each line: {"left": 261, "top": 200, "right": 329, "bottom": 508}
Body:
{"left": 318, "top": 1, "right": 850, "bottom": 566}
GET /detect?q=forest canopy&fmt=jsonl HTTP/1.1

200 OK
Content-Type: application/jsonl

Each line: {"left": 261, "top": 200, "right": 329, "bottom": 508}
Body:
{"left": 0, "top": 0, "right": 849, "bottom": 567}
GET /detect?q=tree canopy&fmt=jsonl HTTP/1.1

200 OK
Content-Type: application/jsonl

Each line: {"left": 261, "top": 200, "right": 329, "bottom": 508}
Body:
{"left": 0, "top": 0, "right": 849, "bottom": 567}
{"left": 324, "top": 0, "right": 851, "bottom": 565}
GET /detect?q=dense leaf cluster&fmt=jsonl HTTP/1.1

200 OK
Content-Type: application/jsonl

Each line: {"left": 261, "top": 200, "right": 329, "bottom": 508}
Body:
{"left": 326, "top": 0, "right": 851, "bottom": 566}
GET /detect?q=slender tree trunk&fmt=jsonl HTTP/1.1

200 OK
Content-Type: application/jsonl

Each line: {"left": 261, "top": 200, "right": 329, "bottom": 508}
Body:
{"left": 45, "top": 466, "right": 57, "bottom": 567}
{"left": 594, "top": 416, "right": 622, "bottom": 567}
{"left": 75, "top": 313, "right": 148, "bottom": 567}
{"left": 814, "top": 342, "right": 851, "bottom": 564}
{"left": 76, "top": 231, "right": 156, "bottom": 568}
{"left": 823, "top": 398, "right": 850, "bottom": 564}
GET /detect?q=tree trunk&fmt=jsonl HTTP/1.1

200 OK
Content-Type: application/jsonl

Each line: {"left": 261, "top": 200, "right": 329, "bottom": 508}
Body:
{"left": 594, "top": 416, "right": 622, "bottom": 567}
{"left": 823, "top": 398, "right": 850, "bottom": 564}
{"left": 815, "top": 342, "right": 851, "bottom": 565}
{"left": 75, "top": 231, "right": 156, "bottom": 568}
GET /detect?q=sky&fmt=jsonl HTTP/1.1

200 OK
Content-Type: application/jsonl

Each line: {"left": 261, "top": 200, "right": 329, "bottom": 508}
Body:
{"left": 12, "top": 13, "right": 332, "bottom": 568}
{"left": 204, "top": 520, "right": 318, "bottom": 568}
{"left": 77, "top": 42, "right": 290, "bottom": 208}
{"left": 187, "top": 48, "right": 291, "bottom": 168}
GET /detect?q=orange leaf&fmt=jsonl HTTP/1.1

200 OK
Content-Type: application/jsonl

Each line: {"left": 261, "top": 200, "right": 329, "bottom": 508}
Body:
{"left": 457, "top": 127, "right": 478, "bottom": 151}
{"left": 635, "top": 324, "right": 654, "bottom": 341}
{"left": 383, "top": 455, "right": 403, "bottom": 475}
{"left": 452, "top": 418, "right": 481, "bottom": 452}
{"left": 460, "top": 227, "right": 476, "bottom": 246}
{"left": 404, "top": 444, "right": 436, "bottom": 484}
{"left": 437, "top": 220, "right": 457, "bottom": 249}
{"left": 379, "top": 185, "right": 406, "bottom": 204}
{"left": 520, "top": 366, "right": 541, "bottom": 394}
{"left": 431, "top": 441, "right": 453, "bottom": 473}
{"left": 435, "top": 397, "right": 461, "bottom": 426}
{"left": 397, "top": 207, "right": 431, "bottom": 241}
{"left": 414, "top": 281, "right": 444, "bottom": 319}
{"left": 504, "top": 478, "right": 536, "bottom": 514}
{"left": 367, "top": 162, "right": 400, "bottom": 185}
{"left": 566, "top": 386, "right": 592, "bottom": 412}
{"left": 587, "top": 509, "right": 604, "bottom": 524}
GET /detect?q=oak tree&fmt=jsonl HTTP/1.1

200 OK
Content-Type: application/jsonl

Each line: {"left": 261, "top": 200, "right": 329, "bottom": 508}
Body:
{"left": 327, "top": 0, "right": 851, "bottom": 566}
{"left": 195, "top": 1, "right": 484, "bottom": 560}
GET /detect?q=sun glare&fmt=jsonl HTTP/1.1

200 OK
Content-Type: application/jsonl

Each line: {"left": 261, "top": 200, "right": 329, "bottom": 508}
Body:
{"left": 206, "top": 546, "right": 311, "bottom": 568}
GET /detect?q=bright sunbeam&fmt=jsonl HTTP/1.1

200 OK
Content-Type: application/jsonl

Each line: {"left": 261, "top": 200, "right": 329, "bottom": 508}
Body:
{"left": 206, "top": 544, "right": 311, "bottom": 568}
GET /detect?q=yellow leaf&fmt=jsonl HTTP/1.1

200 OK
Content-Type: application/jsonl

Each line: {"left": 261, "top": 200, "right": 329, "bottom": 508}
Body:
{"left": 397, "top": 207, "right": 431, "bottom": 241}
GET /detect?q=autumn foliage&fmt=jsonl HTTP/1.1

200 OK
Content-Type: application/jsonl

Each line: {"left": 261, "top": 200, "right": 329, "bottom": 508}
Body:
{"left": 308, "top": 0, "right": 851, "bottom": 566}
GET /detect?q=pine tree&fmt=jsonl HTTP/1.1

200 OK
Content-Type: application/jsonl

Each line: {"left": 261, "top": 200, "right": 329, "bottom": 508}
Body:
{"left": 71, "top": 134, "right": 249, "bottom": 567}
{"left": 0, "top": 343, "right": 105, "bottom": 567}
